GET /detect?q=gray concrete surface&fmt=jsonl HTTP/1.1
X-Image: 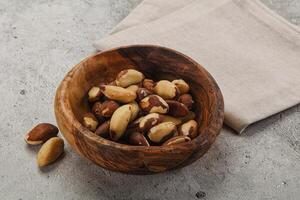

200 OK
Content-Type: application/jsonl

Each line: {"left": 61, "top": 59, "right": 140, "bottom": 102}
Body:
{"left": 0, "top": 0, "right": 299, "bottom": 199}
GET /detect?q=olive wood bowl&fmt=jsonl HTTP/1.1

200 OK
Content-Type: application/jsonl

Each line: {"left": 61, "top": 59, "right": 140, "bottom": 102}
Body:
{"left": 54, "top": 45, "right": 224, "bottom": 174}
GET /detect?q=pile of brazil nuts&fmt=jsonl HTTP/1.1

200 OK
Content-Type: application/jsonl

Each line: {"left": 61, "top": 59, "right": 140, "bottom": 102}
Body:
{"left": 83, "top": 69, "right": 198, "bottom": 146}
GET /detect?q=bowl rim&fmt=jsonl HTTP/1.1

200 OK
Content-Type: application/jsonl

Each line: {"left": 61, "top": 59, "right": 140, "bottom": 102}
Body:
{"left": 55, "top": 44, "right": 224, "bottom": 152}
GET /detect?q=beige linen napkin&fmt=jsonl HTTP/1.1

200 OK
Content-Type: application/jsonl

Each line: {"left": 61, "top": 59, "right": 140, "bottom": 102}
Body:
{"left": 94, "top": 0, "right": 300, "bottom": 133}
{"left": 110, "top": 0, "right": 196, "bottom": 34}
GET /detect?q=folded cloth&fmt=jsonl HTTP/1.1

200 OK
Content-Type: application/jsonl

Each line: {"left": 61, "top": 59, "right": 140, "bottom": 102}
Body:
{"left": 94, "top": 0, "right": 300, "bottom": 133}
{"left": 110, "top": 0, "right": 196, "bottom": 34}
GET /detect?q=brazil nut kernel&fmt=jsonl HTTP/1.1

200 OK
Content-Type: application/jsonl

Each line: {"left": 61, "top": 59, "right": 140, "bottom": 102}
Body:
{"left": 178, "top": 94, "right": 194, "bottom": 110}
{"left": 128, "top": 116, "right": 144, "bottom": 130}
{"left": 88, "top": 86, "right": 102, "bottom": 102}
{"left": 139, "top": 113, "right": 163, "bottom": 133}
{"left": 128, "top": 101, "right": 140, "bottom": 122}
{"left": 179, "top": 120, "right": 198, "bottom": 139}
{"left": 172, "top": 79, "right": 190, "bottom": 94}
{"left": 109, "top": 104, "right": 132, "bottom": 141}
{"left": 93, "top": 100, "right": 120, "bottom": 118}
{"left": 126, "top": 84, "right": 139, "bottom": 93}
{"left": 180, "top": 111, "right": 196, "bottom": 123}
{"left": 128, "top": 132, "right": 150, "bottom": 146}
{"left": 154, "top": 80, "right": 178, "bottom": 100}
{"left": 83, "top": 113, "right": 99, "bottom": 131}
{"left": 100, "top": 85, "right": 137, "bottom": 103}
{"left": 147, "top": 122, "right": 177, "bottom": 143}
{"left": 37, "top": 137, "right": 64, "bottom": 167}
{"left": 162, "top": 115, "right": 182, "bottom": 125}
{"left": 136, "top": 88, "right": 152, "bottom": 101}
{"left": 166, "top": 100, "right": 189, "bottom": 117}
{"left": 95, "top": 120, "right": 110, "bottom": 138}
{"left": 25, "top": 123, "right": 59, "bottom": 145}
{"left": 163, "top": 135, "right": 191, "bottom": 146}
{"left": 139, "top": 95, "right": 169, "bottom": 114}
{"left": 142, "top": 79, "right": 155, "bottom": 92}
{"left": 116, "top": 69, "right": 144, "bottom": 87}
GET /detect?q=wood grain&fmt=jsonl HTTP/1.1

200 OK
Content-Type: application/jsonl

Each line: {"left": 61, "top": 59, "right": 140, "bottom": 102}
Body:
{"left": 54, "top": 45, "right": 224, "bottom": 174}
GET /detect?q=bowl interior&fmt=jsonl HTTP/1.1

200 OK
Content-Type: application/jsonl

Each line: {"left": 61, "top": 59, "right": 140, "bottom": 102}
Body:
{"left": 68, "top": 46, "right": 219, "bottom": 140}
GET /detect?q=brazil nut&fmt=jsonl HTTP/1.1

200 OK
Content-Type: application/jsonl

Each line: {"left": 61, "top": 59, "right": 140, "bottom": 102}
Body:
{"left": 136, "top": 88, "right": 152, "bottom": 101}
{"left": 110, "top": 104, "right": 132, "bottom": 141}
{"left": 25, "top": 123, "right": 59, "bottom": 145}
{"left": 172, "top": 79, "right": 190, "bottom": 94}
{"left": 88, "top": 86, "right": 102, "bottom": 102}
{"left": 163, "top": 135, "right": 191, "bottom": 146}
{"left": 178, "top": 94, "right": 194, "bottom": 110}
{"left": 126, "top": 84, "right": 139, "bottom": 93}
{"left": 128, "top": 116, "right": 144, "bottom": 130}
{"left": 128, "top": 132, "right": 150, "bottom": 146}
{"left": 139, "top": 113, "right": 163, "bottom": 133}
{"left": 95, "top": 120, "right": 110, "bottom": 138}
{"left": 179, "top": 120, "right": 198, "bottom": 139}
{"left": 162, "top": 115, "right": 182, "bottom": 125}
{"left": 128, "top": 101, "right": 140, "bottom": 122}
{"left": 139, "top": 95, "right": 169, "bottom": 114}
{"left": 100, "top": 85, "right": 136, "bottom": 103}
{"left": 91, "top": 101, "right": 102, "bottom": 119}
{"left": 147, "top": 122, "right": 177, "bottom": 143}
{"left": 83, "top": 113, "right": 99, "bottom": 131}
{"left": 142, "top": 79, "right": 155, "bottom": 92}
{"left": 154, "top": 80, "right": 178, "bottom": 100}
{"left": 97, "top": 100, "right": 119, "bottom": 118}
{"left": 166, "top": 100, "right": 189, "bottom": 117}
{"left": 116, "top": 69, "right": 144, "bottom": 87}
{"left": 180, "top": 111, "right": 196, "bottom": 123}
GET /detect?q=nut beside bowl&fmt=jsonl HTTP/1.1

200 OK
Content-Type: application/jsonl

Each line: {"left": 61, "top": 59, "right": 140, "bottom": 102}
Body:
{"left": 54, "top": 45, "right": 224, "bottom": 174}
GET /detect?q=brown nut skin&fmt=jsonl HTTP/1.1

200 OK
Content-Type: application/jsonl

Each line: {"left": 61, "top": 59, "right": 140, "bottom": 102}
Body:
{"left": 128, "top": 116, "right": 144, "bottom": 130}
{"left": 174, "top": 86, "right": 181, "bottom": 99}
{"left": 83, "top": 113, "right": 99, "bottom": 131}
{"left": 136, "top": 88, "right": 152, "bottom": 101}
{"left": 180, "top": 111, "right": 196, "bottom": 123}
{"left": 147, "top": 122, "right": 177, "bottom": 144}
{"left": 179, "top": 120, "right": 198, "bottom": 139}
{"left": 178, "top": 94, "right": 194, "bottom": 110}
{"left": 25, "top": 123, "right": 59, "bottom": 145}
{"left": 172, "top": 79, "right": 190, "bottom": 94}
{"left": 128, "top": 132, "right": 150, "bottom": 146}
{"left": 166, "top": 100, "right": 189, "bottom": 117}
{"left": 116, "top": 69, "right": 145, "bottom": 87}
{"left": 154, "top": 80, "right": 178, "bottom": 100}
{"left": 163, "top": 135, "right": 191, "bottom": 146}
{"left": 142, "top": 79, "right": 155, "bottom": 92}
{"left": 95, "top": 120, "right": 110, "bottom": 138}
{"left": 99, "top": 85, "right": 137, "bottom": 103}
{"left": 99, "top": 100, "right": 120, "bottom": 118}
{"left": 91, "top": 102, "right": 102, "bottom": 119}
{"left": 88, "top": 86, "right": 102, "bottom": 102}
{"left": 37, "top": 137, "right": 64, "bottom": 167}
{"left": 136, "top": 109, "right": 145, "bottom": 118}
{"left": 139, "top": 95, "right": 169, "bottom": 114}
{"left": 109, "top": 104, "right": 132, "bottom": 141}
{"left": 139, "top": 113, "right": 163, "bottom": 133}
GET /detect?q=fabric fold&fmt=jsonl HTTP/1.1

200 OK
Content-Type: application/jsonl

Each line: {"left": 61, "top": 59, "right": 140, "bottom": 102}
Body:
{"left": 94, "top": 0, "right": 300, "bottom": 133}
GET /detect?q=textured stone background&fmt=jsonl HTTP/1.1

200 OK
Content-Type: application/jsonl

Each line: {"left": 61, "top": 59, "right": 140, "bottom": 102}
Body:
{"left": 0, "top": 0, "right": 299, "bottom": 199}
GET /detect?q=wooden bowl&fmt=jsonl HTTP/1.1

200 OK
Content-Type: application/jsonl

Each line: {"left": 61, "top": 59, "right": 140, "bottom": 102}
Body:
{"left": 54, "top": 45, "right": 224, "bottom": 174}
